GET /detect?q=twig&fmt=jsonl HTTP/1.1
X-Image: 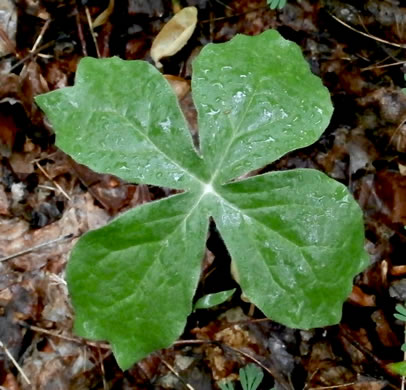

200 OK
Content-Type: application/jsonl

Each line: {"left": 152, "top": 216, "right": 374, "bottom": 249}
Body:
{"left": 8, "top": 41, "right": 55, "bottom": 73}
{"left": 38, "top": 184, "right": 62, "bottom": 192}
{"left": 174, "top": 339, "right": 208, "bottom": 346}
{"left": 161, "top": 359, "right": 195, "bottom": 390}
{"left": 18, "top": 322, "right": 111, "bottom": 349}
{"left": 31, "top": 19, "right": 51, "bottom": 53}
{"left": 174, "top": 338, "right": 280, "bottom": 381}
{"left": 329, "top": 13, "right": 406, "bottom": 49}
{"left": 214, "top": 0, "right": 235, "bottom": 10}
{"left": 98, "top": 347, "right": 108, "bottom": 390}
{"left": 200, "top": 5, "right": 268, "bottom": 24}
{"left": 309, "top": 383, "right": 357, "bottom": 390}
{"left": 0, "top": 234, "right": 74, "bottom": 262}
{"left": 339, "top": 327, "right": 387, "bottom": 369}
{"left": 75, "top": 9, "right": 88, "bottom": 57}
{"left": 174, "top": 339, "right": 278, "bottom": 380}
{"left": 361, "top": 60, "right": 406, "bottom": 72}
{"left": 36, "top": 161, "right": 71, "bottom": 200}
{"left": 0, "top": 339, "right": 31, "bottom": 385}
{"left": 223, "top": 344, "right": 275, "bottom": 378}
{"left": 85, "top": 6, "right": 101, "bottom": 58}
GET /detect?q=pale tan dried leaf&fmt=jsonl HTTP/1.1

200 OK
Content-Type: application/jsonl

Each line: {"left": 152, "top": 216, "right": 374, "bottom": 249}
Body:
{"left": 151, "top": 6, "right": 197, "bottom": 68}
{"left": 92, "top": 0, "right": 114, "bottom": 28}
{"left": 399, "top": 163, "right": 406, "bottom": 176}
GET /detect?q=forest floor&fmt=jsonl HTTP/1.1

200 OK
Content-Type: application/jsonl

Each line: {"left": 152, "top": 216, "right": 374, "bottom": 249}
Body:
{"left": 1, "top": 0, "right": 406, "bottom": 389}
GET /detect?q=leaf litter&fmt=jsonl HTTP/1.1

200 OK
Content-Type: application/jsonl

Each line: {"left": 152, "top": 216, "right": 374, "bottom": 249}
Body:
{"left": 1, "top": 0, "right": 406, "bottom": 388}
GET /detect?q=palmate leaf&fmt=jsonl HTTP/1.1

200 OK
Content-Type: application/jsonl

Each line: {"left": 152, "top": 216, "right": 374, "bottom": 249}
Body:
{"left": 193, "top": 31, "right": 332, "bottom": 184}
{"left": 240, "top": 364, "right": 264, "bottom": 390}
{"left": 212, "top": 169, "right": 367, "bottom": 328}
{"left": 35, "top": 30, "right": 369, "bottom": 370}
{"left": 36, "top": 58, "right": 208, "bottom": 190}
{"left": 68, "top": 192, "right": 210, "bottom": 369}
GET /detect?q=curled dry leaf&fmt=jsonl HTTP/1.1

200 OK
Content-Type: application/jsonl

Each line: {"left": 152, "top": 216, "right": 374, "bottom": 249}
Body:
{"left": 92, "top": 0, "right": 114, "bottom": 28}
{"left": 151, "top": 6, "right": 197, "bottom": 68}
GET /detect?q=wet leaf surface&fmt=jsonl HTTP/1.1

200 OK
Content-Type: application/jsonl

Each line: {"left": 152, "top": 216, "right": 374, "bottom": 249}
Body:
{"left": 1, "top": 0, "right": 406, "bottom": 388}
{"left": 35, "top": 30, "right": 367, "bottom": 369}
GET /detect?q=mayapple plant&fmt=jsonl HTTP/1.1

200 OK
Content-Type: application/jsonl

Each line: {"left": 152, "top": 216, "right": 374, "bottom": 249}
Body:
{"left": 35, "top": 30, "right": 369, "bottom": 370}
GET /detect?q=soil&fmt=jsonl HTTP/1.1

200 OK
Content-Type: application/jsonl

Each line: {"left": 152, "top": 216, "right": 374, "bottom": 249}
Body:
{"left": 1, "top": 0, "right": 406, "bottom": 389}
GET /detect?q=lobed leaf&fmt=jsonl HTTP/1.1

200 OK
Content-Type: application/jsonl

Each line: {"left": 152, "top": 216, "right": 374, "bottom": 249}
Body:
{"left": 193, "top": 30, "right": 333, "bottom": 184}
{"left": 212, "top": 169, "right": 368, "bottom": 328}
{"left": 395, "top": 304, "right": 406, "bottom": 318}
{"left": 35, "top": 57, "right": 208, "bottom": 190}
{"left": 239, "top": 364, "right": 264, "bottom": 390}
{"left": 35, "top": 30, "right": 369, "bottom": 370}
{"left": 67, "top": 192, "right": 209, "bottom": 369}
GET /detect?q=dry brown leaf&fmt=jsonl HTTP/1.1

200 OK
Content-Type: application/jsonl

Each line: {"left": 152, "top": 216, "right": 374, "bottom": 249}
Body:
{"left": 164, "top": 75, "right": 190, "bottom": 100}
{"left": 0, "top": 0, "right": 17, "bottom": 57}
{"left": 348, "top": 285, "right": 376, "bottom": 307}
{"left": 0, "top": 184, "right": 9, "bottom": 215}
{"left": 390, "top": 265, "right": 406, "bottom": 276}
{"left": 151, "top": 6, "right": 197, "bottom": 68}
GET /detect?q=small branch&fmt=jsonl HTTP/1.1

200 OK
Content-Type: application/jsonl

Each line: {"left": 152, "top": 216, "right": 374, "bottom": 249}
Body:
{"left": 161, "top": 359, "right": 195, "bottom": 390}
{"left": 309, "top": 383, "right": 357, "bottom": 390}
{"left": 85, "top": 6, "right": 101, "bottom": 58}
{"left": 0, "top": 234, "right": 73, "bottom": 262}
{"left": 361, "top": 60, "right": 406, "bottom": 72}
{"left": 31, "top": 19, "right": 51, "bottom": 53}
{"left": 36, "top": 162, "right": 71, "bottom": 200}
{"left": 200, "top": 5, "right": 268, "bottom": 24}
{"left": 329, "top": 13, "right": 406, "bottom": 49}
{"left": 75, "top": 8, "right": 88, "bottom": 57}
{"left": 18, "top": 321, "right": 111, "bottom": 349}
{"left": 97, "top": 347, "right": 108, "bottom": 390}
{"left": 8, "top": 41, "right": 55, "bottom": 73}
{"left": 0, "top": 339, "right": 31, "bottom": 385}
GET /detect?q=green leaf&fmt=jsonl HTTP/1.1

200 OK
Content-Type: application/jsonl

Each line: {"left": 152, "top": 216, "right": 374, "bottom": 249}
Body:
{"left": 388, "top": 361, "right": 406, "bottom": 376}
{"left": 396, "top": 304, "right": 406, "bottom": 318}
{"left": 394, "top": 313, "right": 406, "bottom": 322}
{"left": 194, "top": 288, "right": 236, "bottom": 310}
{"left": 35, "top": 29, "right": 369, "bottom": 369}
{"left": 240, "top": 364, "right": 264, "bottom": 390}
{"left": 192, "top": 30, "right": 333, "bottom": 184}
{"left": 219, "top": 381, "right": 235, "bottom": 390}
{"left": 268, "top": 0, "right": 287, "bottom": 9}
{"left": 212, "top": 169, "right": 368, "bottom": 328}
{"left": 35, "top": 57, "right": 208, "bottom": 190}
{"left": 67, "top": 192, "right": 210, "bottom": 369}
